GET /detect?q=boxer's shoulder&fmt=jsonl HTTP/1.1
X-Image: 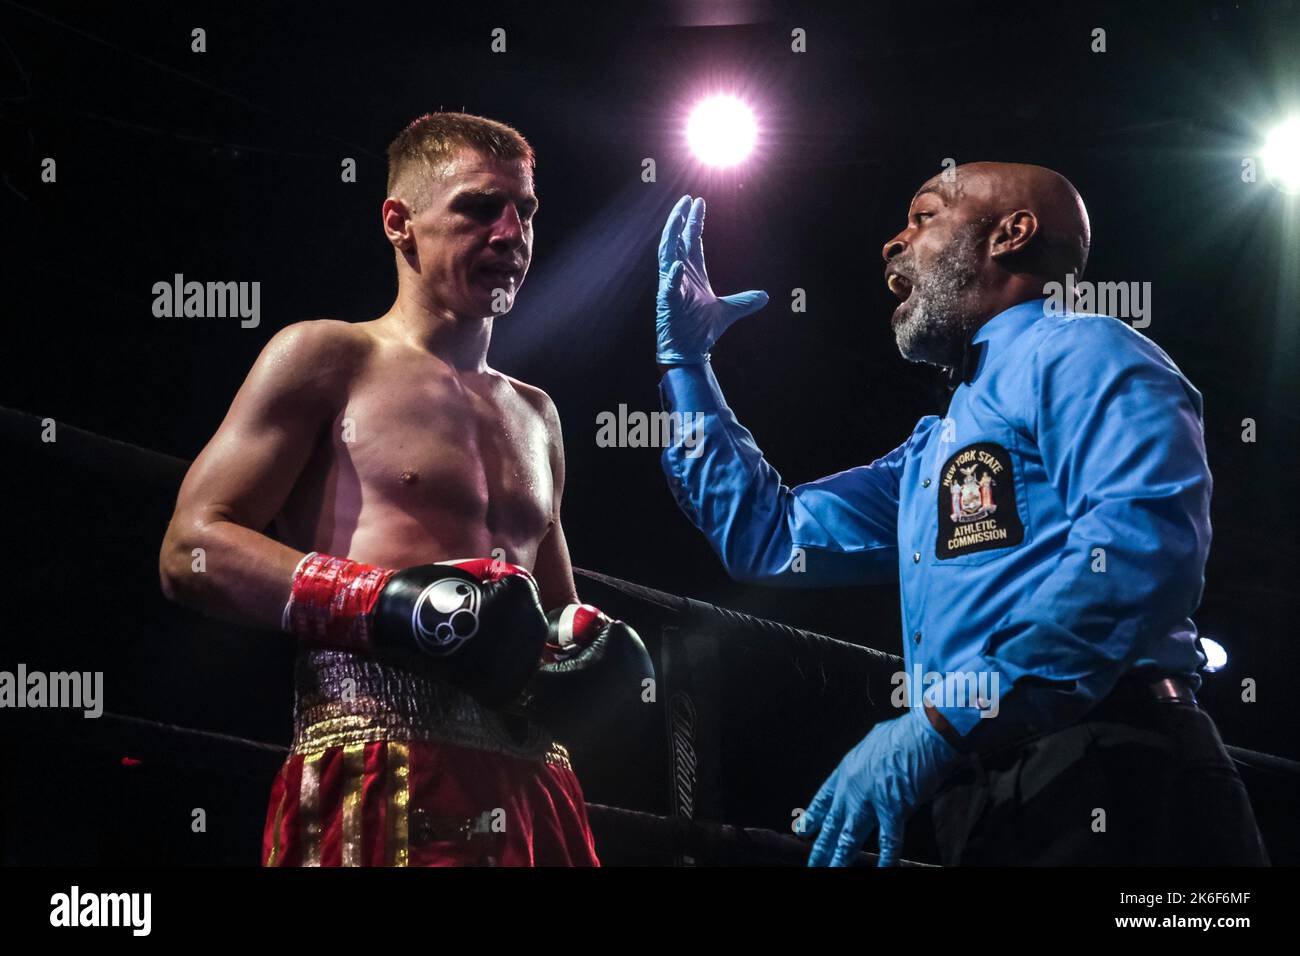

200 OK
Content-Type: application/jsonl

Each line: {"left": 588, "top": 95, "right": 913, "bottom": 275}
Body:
{"left": 493, "top": 374, "right": 564, "bottom": 470}
{"left": 260, "top": 319, "right": 375, "bottom": 381}
{"left": 237, "top": 320, "right": 370, "bottom": 421}
{"left": 493, "top": 372, "right": 560, "bottom": 429}
{"left": 503, "top": 374, "right": 557, "bottom": 415}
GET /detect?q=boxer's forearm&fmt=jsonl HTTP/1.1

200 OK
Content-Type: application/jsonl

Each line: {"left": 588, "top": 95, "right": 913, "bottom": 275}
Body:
{"left": 530, "top": 522, "right": 581, "bottom": 611}
{"left": 159, "top": 511, "right": 304, "bottom": 632}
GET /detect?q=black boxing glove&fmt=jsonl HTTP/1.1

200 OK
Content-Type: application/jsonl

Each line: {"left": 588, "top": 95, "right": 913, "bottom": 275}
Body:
{"left": 284, "top": 553, "right": 548, "bottom": 708}
{"left": 516, "top": 603, "right": 655, "bottom": 743}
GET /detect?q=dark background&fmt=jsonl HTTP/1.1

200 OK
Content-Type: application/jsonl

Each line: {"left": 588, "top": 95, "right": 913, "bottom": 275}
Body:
{"left": 3, "top": 0, "right": 1299, "bottom": 861}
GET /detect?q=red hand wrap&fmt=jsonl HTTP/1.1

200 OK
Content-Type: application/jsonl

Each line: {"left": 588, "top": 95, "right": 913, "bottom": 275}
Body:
{"left": 284, "top": 552, "right": 396, "bottom": 650}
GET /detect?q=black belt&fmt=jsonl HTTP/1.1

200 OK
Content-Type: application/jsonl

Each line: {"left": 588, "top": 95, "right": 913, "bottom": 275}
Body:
{"left": 1107, "top": 671, "right": 1199, "bottom": 707}
{"left": 953, "top": 672, "right": 1200, "bottom": 771}
{"left": 1078, "top": 671, "right": 1199, "bottom": 730}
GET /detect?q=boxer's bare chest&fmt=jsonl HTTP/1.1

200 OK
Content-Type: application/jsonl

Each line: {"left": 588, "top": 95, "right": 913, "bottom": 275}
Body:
{"left": 280, "top": 339, "right": 554, "bottom": 565}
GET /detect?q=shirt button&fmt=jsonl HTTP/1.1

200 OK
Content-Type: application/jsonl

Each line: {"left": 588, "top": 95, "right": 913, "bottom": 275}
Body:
{"left": 913, "top": 631, "right": 922, "bottom": 645}
{"left": 912, "top": 552, "right": 921, "bottom": 563}
{"left": 922, "top": 478, "right": 931, "bottom": 488}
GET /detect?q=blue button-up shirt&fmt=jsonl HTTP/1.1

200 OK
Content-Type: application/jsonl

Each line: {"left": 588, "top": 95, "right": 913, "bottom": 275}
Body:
{"left": 659, "top": 297, "right": 1211, "bottom": 752}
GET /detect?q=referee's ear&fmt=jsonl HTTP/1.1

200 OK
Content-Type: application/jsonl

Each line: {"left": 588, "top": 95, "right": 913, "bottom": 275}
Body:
{"left": 988, "top": 209, "right": 1039, "bottom": 261}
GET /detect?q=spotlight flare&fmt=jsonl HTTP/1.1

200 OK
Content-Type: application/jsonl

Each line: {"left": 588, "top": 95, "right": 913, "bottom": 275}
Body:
{"left": 1262, "top": 117, "right": 1300, "bottom": 194}
{"left": 687, "top": 96, "right": 757, "bottom": 167}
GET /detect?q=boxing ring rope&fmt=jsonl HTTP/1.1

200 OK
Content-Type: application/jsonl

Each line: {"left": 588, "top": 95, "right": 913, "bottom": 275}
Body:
{"left": 3, "top": 403, "right": 1298, "bottom": 865}
{"left": 36, "top": 710, "right": 924, "bottom": 867}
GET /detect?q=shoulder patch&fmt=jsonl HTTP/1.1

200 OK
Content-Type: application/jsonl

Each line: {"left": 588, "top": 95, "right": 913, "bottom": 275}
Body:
{"left": 936, "top": 442, "right": 1024, "bottom": 559}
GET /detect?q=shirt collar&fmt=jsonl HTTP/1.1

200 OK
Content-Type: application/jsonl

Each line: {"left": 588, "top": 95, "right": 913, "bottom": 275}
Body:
{"left": 946, "top": 297, "right": 1049, "bottom": 390}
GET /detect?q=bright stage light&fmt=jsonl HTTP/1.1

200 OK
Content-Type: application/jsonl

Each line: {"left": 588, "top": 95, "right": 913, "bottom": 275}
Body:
{"left": 1200, "top": 637, "right": 1228, "bottom": 673}
{"left": 687, "top": 95, "right": 757, "bottom": 167}
{"left": 1262, "top": 116, "right": 1300, "bottom": 194}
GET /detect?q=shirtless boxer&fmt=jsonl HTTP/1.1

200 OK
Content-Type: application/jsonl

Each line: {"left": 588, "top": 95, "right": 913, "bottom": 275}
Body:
{"left": 159, "top": 112, "right": 651, "bottom": 867}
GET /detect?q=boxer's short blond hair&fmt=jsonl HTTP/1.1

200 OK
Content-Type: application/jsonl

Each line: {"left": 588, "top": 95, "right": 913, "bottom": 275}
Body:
{"left": 386, "top": 112, "right": 535, "bottom": 214}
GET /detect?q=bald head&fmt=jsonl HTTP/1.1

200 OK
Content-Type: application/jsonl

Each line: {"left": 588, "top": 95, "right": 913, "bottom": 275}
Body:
{"left": 882, "top": 161, "right": 1091, "bottom": 368}
{"left": 914, "top": 162, "right": 1091, "bottom": 278}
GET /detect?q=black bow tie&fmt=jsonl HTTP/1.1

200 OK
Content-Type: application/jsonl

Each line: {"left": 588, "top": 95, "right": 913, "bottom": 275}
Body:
{"left": 945, "top": 340, "right": 985, "bottom": 391}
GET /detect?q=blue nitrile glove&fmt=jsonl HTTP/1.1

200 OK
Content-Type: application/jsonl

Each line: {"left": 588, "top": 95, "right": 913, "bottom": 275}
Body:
{"left": 799, "top": 706, "right": 962, "bottom": 867}
{"left": 655, "top": 194, "right": 769, "bottom": 364}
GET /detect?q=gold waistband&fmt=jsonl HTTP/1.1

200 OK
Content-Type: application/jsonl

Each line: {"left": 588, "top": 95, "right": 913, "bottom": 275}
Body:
{"left": 292, "top": 647, "right": 569, "bottom": 769}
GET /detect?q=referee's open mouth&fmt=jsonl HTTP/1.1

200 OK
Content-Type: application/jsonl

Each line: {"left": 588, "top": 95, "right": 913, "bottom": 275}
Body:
{"left": 886, "top": 267, "right": 914, "bottom": 302}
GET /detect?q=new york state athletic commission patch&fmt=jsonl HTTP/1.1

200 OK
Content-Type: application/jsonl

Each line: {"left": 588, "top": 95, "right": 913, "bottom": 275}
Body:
{"left": 935, "top": 441, "right": 1025, "bottom": 559}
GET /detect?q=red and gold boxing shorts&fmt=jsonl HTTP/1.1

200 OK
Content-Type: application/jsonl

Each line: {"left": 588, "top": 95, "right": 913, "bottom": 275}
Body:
{"left": 261, "top": 648, "right": 599, "bottom": 867}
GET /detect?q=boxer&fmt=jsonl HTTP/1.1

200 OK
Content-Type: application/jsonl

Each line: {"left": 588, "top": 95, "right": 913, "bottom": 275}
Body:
{"left": 160, "top": 112, "right": 651, "bottom": 867}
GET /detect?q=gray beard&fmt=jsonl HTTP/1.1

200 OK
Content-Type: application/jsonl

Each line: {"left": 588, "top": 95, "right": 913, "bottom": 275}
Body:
{"left": 891, "top": 224, "right": 985, "bottom": 368}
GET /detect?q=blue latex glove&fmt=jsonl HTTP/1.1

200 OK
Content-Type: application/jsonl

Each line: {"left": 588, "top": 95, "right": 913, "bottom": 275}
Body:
{"left": 656, "top": 195, "right": 769, "bottom": 364}
{"left": 800, "top": 706, "right": 963, "bottom": 867}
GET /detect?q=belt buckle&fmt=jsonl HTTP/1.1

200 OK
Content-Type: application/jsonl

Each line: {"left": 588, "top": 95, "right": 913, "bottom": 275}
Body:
{"left": 1148, "top": 676, "right": 1196, "bottom": 705}
{"left": 410, "top": 809, "right": 475, "bottom": 845}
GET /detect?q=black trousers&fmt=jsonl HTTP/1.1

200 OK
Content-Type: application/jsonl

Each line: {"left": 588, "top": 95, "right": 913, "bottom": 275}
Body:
{"left": 930, "top": 688, "right": 1270, "bottom": 866}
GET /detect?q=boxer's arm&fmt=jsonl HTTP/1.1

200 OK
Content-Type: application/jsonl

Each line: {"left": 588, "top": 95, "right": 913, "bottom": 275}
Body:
{"left": 526, "top": 388, "right": 581, "bottom": 610}
{"left": 159, "top": 321, "right": 354, "bottom": 631}
{"left": 659, "top": 362, "right": 905, "bottom": 587}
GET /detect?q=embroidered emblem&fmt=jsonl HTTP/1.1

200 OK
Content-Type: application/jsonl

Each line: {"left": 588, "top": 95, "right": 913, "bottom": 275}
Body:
{"left": 936, "top": 442, "right": 1024, "bottom": 559}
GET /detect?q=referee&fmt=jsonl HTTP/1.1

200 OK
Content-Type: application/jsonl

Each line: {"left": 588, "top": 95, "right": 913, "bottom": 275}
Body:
{"left": 653, "top": 163, "right": 1268, "bottom": 866}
